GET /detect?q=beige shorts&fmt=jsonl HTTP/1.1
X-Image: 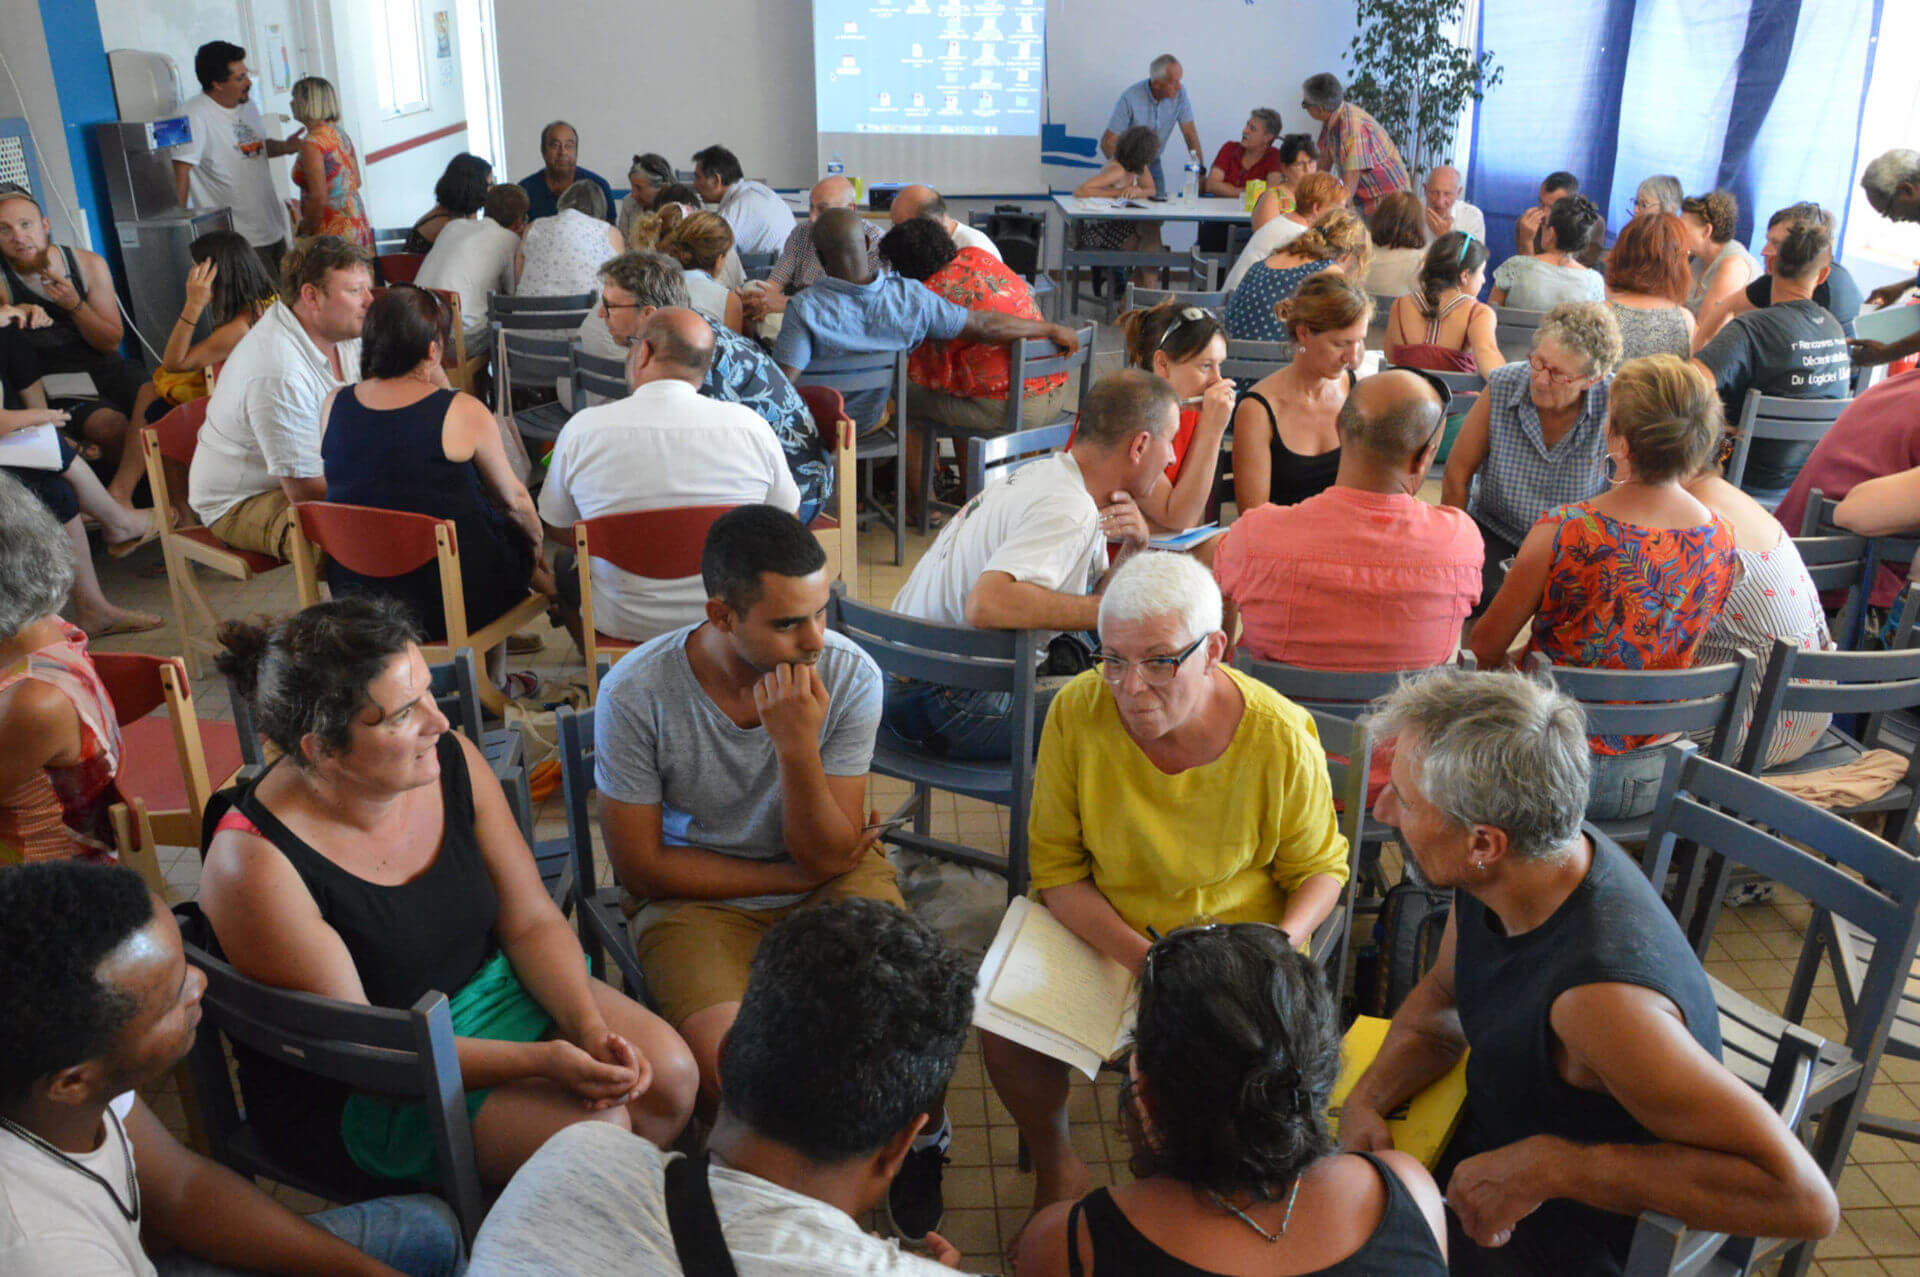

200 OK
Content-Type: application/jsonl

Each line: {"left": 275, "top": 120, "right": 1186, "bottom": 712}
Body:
{"left": 913, "top": 378, "right": 1074, "bottom": 437}
{"left": 627, "top": 850, "right": 904, "bottom": 1027}
{"left": 208, "top": 488, "right": 297, "bottom": 560}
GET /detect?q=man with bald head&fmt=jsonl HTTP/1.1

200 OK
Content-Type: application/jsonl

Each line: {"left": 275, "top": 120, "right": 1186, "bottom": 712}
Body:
{"left": 775, "top": 207, "right": 1079, "bottom": 428}
{"left": 1421, "top": 164, "right": 1486, "bottom": 244}
{"left": 755, "top": 175, "right": 882, "bottom": 317}
{"left": 541, "top": 306, "right": 799, "bottom": 644}
{"left": 1215, "top": 368, "right": 1482, "bottom": 670}
{"left": 889, "top": 184, "right": 1002, "bottom": 260}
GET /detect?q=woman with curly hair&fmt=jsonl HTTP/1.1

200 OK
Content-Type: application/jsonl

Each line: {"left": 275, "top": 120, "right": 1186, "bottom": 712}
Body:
{"left": 1680, "top": 190, "right": 1757, "bottom": 316}
{"left": 1223, "top": 207, "right": 1371, "bottom": 342}
{"left": 1016, "top": 924, "right": 1447, "bottom": 1275}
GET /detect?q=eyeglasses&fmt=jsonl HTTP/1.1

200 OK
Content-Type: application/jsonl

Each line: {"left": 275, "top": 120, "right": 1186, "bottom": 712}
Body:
{"left": 1154, "top": 305, "right": 1215, "bottom": 354}
{"left": 1528, "top": 355, "right": 1593, "bottom": 386}
{"left": 600, "top": 300, "right": 644, "bottom": 315}
{"left": 1382, "top": 364, "right": 1455, "bottom": 454}
{"left": 1097, "top": 632, "right": 1208, "bottom": 687}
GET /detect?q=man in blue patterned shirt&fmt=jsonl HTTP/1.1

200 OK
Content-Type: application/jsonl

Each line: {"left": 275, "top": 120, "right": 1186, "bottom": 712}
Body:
{"left": 595, "top": 252, "right": 829, "bottom": 521}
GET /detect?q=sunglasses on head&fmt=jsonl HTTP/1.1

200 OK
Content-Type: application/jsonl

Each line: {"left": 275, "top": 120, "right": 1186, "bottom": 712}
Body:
{"left": 1154, "top": 305, "right": 1216, "bottom": 353}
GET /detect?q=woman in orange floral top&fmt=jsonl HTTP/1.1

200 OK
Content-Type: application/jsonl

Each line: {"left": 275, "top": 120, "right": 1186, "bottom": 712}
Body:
{"left": 0, "top": 472, "right": 124, "bottom": 864}
{"left": 291, "top": 77, "right": 373, "bottom": 249}
{"left": 881, "top": 217, "right": 1073, "bottom": 516}
{"left": 1471, "top": 355, "right": 1738, "bottom": 820}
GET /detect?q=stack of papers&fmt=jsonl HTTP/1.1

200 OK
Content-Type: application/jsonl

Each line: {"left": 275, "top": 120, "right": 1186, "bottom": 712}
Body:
{"left": 973, "top": 897, "right": 1137, "bottom": 1079}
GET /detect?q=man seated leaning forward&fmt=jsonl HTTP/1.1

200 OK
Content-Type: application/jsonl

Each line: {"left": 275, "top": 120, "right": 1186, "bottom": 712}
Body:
{"left": 593, "top": 505, "right": 899, "bottom": 1106}
{"left": 1344, "top": 669, "right": 1837, "bottom": 1276}
{"left": 982, "top": 550, "right": 1349, "bottom": 1225}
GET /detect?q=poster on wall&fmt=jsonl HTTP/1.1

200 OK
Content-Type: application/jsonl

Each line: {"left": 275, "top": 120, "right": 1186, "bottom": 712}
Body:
{"left": 435, "top": 12, "right": 452, "bottom": 58}
{"left": 266, "top": 23, "right": 291, "bottom": 91}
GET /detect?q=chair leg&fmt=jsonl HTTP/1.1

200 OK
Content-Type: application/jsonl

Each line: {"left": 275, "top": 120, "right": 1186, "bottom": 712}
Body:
{"left": 893, "top": 431, "right": 906, "bottom": 565}
{"left": 917, "top": 419, "right": 938, "bottom": 537}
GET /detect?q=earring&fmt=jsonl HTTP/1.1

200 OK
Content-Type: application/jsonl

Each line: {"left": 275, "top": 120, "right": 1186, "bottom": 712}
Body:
{"left": 1604, "top": 453, "right": 1622, "bottom": 485}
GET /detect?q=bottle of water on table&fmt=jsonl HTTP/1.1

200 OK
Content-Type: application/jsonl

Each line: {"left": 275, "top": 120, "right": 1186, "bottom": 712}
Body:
{"left": 1182, "top": 150, "right": 1203, "bottom": 203}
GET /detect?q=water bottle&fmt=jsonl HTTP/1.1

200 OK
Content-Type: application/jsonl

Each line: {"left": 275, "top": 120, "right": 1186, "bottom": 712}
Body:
{"left": 827, "top": 152, "right": 844, "bottom": 178}
{"left": 1183, "top": 150, "right": 1203, "bottom": 203}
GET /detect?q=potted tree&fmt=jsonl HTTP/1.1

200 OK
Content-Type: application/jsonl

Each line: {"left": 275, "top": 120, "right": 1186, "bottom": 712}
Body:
{"left": 1341, "top": 0, "right": 1504, "bottom": 180}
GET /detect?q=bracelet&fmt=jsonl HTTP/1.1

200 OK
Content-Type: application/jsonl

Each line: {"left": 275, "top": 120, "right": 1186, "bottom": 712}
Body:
{"left": 176, "top": 313, "right": 200, "bottom": 325}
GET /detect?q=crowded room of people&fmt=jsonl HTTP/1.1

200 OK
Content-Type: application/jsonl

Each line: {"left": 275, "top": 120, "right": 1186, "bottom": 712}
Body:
{"left": 9, "top": 1, "right": 1920, "bottom": 1272}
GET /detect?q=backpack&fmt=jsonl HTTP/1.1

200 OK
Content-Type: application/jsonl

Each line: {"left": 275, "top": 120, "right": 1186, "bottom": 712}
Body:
{"left": 1357, "top": 880, "right": 1452, "bottom": 1018}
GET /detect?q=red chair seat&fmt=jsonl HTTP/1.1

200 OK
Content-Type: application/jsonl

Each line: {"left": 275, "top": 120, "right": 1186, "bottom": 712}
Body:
{"left": 115, "top": 717, "right": 244, "bottom": 817}
{"left": 178, "top": 526, "right": 282, "bottom": 573}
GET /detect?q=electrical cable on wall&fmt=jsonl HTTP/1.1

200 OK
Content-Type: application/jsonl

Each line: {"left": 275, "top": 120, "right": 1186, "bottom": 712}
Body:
{"left": 0, "top": 41, "right": 169, "bottom": 362}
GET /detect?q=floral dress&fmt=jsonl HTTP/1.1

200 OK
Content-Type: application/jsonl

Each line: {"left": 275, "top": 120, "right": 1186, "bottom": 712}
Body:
{"left": 297, "top": 122, "right": 373, "bottom": 250}
{"left": 1526, "top": 504, "right": 1739, "bottom": 752}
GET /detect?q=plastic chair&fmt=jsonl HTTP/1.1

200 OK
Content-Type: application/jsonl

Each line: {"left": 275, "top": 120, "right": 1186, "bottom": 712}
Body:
{"left": 140, "top": 400, "right": 289, "bottom": 677}
{"left": 736, "top": 250, "right": 776, "bottom": 275}
{"left": 911, "top": 324, "right": 1096, "bottom": 535}
{"left": 488, "top": 291, "right": 597, "bottom": 442}
{"left": 1798, "top": 491, "right": 1919, "bottom": 645}
{"left": 174, "top": 903, "right": 486, "bottom": 1245}
{"left": 963, "top": 420, "right": 1077, "bottom": 500}
{"left": 1492, "top": 305, "right": 1546, "bottom": 362}
{"left": 796, "top": 350, "right": 910, "bottom": 566}
{"left": 1792, "top": 533, "right": 1873, "bottom": 652}
{"left": 1067, "top": 244, "right": 1211, "bottom": 319}
{"left": 1723, "top": 390, "right": 1849, "bottom": 503}
{"left": 92, "top": 653, "right": 240, "bottom": 899}
{"left": 1303, "top": 708, "right": 1373, "bottom": 998}
{"left": 569, "top": 344, "right": 630, "bottom": 410}
{"left": 828, "top": 585, "right": 1043, "bottom": 897}
{"left": 1221, "top": 337, "right": 1290, "bottom": 382}
{"left": 288, "top": 502, "right": 550, "bottom": 715}
{"left": 1122, "top": 280, "right": 1229, "bottom": 314}
{"left": 553, "top": 704, "right": 650, "bottom": 1000}
{"left": 1639, "top": 745, "right": 1920, "bottom": 1277}
{"left": 1621, "top": 1023, "right": 1823, "bottom": 1277}
{"left": 376, "top": 251, "right": 424, "bottom": 284}
{"left": 796, "top": 385, "right": 860, "bottom": 599}
{"left": 371, "top": 225, "right": 413, "bottom": 253}
{"left": 1525, "top": 654, "right": 1757, "bottom": 846}
{"left": 574, "top": 505, "right": 740, "bottom": 699}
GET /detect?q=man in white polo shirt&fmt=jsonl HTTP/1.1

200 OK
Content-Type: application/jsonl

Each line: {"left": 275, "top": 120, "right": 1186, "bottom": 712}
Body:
{"left": 540, "top": 307, "right": 799, "bottom": 646}
{"left": 889, "top": 185, "right": 1003, "bottom": 261}
{"left": 1421, "top": 164, "right": 1486, "bottom": 245}
{"left": 186, "top": 237, "right": 370, "bottom": 559}
{"left": 173, "top": 40, "right": 300, "bottom": 272}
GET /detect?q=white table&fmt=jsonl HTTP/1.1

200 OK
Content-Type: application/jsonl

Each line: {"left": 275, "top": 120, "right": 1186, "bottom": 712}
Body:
{"left": 1051, "top": 195, "right": 1250, "bottom": 316}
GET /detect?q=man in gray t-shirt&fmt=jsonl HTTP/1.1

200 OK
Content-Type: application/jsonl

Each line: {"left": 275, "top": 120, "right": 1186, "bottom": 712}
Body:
{"left": 593, "top": 506, "right": 898, "bottom": 1103}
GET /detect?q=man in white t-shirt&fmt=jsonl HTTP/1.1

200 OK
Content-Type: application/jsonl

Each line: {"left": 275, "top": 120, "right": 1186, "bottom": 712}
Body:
{"left": 417, "top": 183, "right": 529, "bottom": 355}
{"left": 173, "top": 41, "right": 300, "bottom": 271}
{"left": 0, "top": 861, "right": 462, "bottom": 1276}
{"left": 889, "top": 185, "right": 1004, "bottom": 261}
{"left": 1420, "top": 164, "right": 1487, "bottom": 245}
{"left": 187, "top": 236, "right": 371, "bottom": 558}
{"left": 886, "top": 369, "right": 1176, "bottom": 758}
{"left": 539, "top": 307, "right": 799, "bottom": 645}
{"left": 470, "top": 900, "right": 973, "bottom": 1275}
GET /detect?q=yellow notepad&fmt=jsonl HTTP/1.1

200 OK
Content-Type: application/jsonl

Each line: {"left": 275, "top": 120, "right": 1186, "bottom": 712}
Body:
{"left": 1326, "top": 1015, "right": 1469, "bottom": 1169}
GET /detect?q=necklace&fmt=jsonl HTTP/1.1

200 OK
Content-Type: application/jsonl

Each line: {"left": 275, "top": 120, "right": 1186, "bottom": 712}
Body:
{"left": 0, "top": 1108, "right": 142, "bottom": 1222}
{"left": 1206, "top": 1176, "right": 1300, "bottom": 1244}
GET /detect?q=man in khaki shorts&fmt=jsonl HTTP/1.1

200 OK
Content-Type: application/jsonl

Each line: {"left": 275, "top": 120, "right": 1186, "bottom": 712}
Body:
{"left": 186, "top": 236, "right": 371, "bottom": 557}
{"left": 594, "top": 505, "right": 954, "bottom": 1238}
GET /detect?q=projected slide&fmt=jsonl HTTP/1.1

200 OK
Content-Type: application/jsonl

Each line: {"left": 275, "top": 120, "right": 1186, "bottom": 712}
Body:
{"left": 814, "top": 0, "right": 1045, "bottom": 137}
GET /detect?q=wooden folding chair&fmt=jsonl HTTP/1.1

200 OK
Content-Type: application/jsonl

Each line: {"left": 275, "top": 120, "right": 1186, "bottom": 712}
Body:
{"left": 376, "top": 251, "right": 425, "bottom": 283}
{"left": 574, "top": 505, "right": 740, "bottom": 699}
{"left": 288, "top": 502, "right": 550, "bottom": 714}
{"left": 140, "top": 400, "right": 289, "bottom": 677}
{"left": 796, "top": 385, "right": 858, "bottom": 600}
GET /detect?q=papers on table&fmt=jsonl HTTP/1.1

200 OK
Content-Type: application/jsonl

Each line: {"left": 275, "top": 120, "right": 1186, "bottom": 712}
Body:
{"left": 0, "top": 422, "right": 66, "bottom": 471}
{"left": 974, "top": 896, "right": 1137, "bottom": 1079}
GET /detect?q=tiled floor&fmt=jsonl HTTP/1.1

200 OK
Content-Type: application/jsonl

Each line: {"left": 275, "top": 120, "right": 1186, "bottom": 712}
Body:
{"left": 96, "top": 341, "right": 1920, "bottom": 1273}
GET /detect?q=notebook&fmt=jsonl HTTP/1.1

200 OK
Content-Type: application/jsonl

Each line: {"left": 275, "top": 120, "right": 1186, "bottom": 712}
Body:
{"left": 1326, "top": 1014, "right": 1470, "bottom": 1168}
{"left": 973, "top": 897, "right": 1137, "bottom": 1079}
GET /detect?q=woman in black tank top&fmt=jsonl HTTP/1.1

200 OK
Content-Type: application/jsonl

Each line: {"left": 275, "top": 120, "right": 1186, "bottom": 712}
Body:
{"left": 1016, "top": 926, "right": 1449, "bottom": 1276}
{"left": 199, "top": 597, "right": 697, "bottom": 1187}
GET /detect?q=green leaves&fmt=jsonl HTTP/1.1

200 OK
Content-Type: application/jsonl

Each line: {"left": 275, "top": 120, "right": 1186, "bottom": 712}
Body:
{"left": 1340, "top": 0, "right": 1505, "bottom": 180}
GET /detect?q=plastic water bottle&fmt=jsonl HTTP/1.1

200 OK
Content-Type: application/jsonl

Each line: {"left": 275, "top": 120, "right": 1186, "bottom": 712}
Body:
{"left": 827, "top": 152, "right": 844, "bottom": 178}
{"left": 1183, "top": 150, "right": 1203, "bottom": 203}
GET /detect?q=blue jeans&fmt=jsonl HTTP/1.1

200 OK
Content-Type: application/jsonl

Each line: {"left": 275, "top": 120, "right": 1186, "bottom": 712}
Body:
{"left": 1586, "top": 745, "right": 1669, "bottom": 821}
{"left": 884, "top": 678, "right": 1016, "bottom": 761}
{"left": 152, "top": 1193, "right": 464, "bottom": 1277}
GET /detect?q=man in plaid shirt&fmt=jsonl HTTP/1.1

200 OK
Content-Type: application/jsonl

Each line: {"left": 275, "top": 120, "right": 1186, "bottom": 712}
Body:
{"left": 1302, "top": 72, "right": 1410, "bottom": 216}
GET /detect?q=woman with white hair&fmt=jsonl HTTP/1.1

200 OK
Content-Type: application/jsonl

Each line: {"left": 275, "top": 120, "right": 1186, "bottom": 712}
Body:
{"left": 985, "top": 549, "right": 1349, "bottom": 1228}
{"left": 0, "top": 471, "right": 127, "bottom": 864}
{"left": 290, "top": 76, "right": 371, "bottom": 249}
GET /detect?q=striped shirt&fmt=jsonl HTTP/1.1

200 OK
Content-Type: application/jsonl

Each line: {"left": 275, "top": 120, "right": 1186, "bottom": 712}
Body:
{"left": 1467, "top": 361, "right": 1611, "bottom": 547}
{"left": 1316, "top": 103, "right": 1409, "bottom": 216}
{"left": 1694, "top": 536, "right": 1834, "bottom": 767}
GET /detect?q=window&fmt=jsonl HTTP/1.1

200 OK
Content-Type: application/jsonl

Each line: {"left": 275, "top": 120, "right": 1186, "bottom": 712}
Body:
{"left": 372, "top": 0, "right": 430, "bottom": 118}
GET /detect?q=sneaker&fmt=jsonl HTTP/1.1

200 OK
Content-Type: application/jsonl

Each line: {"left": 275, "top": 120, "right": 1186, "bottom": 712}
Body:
{"left": 506, "top": 630, "right": 546, "bottom": 656}
{"left": 886, "top": 1144, "right": 948, "bottom": 1241}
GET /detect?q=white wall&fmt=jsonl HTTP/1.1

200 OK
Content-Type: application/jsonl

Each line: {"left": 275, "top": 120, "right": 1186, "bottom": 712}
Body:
{"left": 0, "top": 0, "right": 90, "bottom": 248}
{"left": 93, "top": 0, "right": 469, "bottom": 233}
{"left": 494, "top": 0, "right": 1358, "bottom": 195}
